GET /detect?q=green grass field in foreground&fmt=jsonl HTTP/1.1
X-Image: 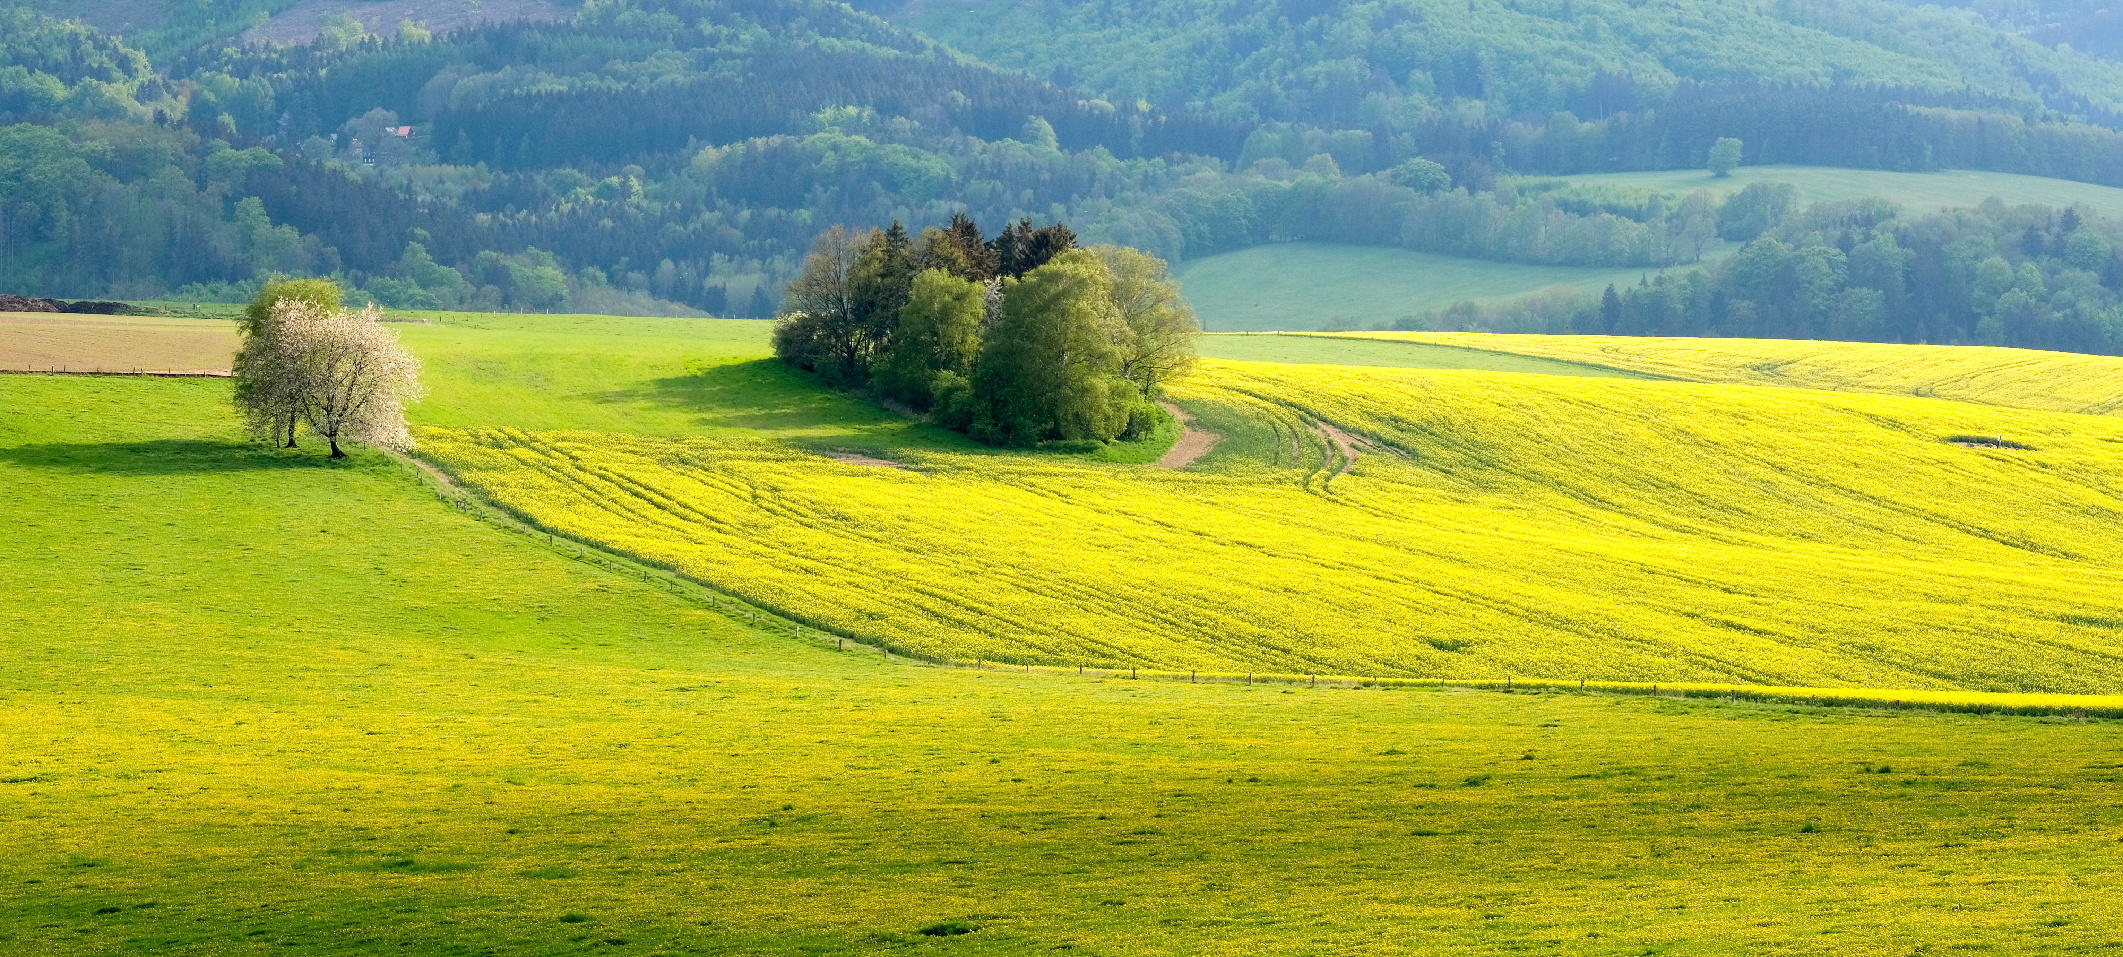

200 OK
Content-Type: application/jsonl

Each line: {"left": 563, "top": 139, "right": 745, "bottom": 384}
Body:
{"left": 1171, "top": 243, "right": 1688, "bottom": 332}
{"left": 1535, "top": 165, "right": 2123, "bottom": 220}
{"left": 6, "top": 373, "right": 2123, "bottom": 955}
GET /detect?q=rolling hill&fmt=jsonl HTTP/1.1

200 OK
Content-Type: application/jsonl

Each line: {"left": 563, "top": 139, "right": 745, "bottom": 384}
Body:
{"left": 359, "top": 313, "right": 2123, "bottom": 690}
{"left": 1325, "top": 331, "right": 2123, "bottom": 415}
{"left": 9, "top": 314, "right": 2123, "bottom": 952}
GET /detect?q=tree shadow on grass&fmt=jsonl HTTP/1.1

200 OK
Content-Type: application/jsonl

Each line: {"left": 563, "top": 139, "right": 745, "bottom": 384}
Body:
{"left": 0, "top": 439, "right": 344, "bottom": 474}
{"left": 593, "top": 359, "right": 893, "bottom": 430}
{"left": 596, "top": 359, "right": 983, "bottom": 454}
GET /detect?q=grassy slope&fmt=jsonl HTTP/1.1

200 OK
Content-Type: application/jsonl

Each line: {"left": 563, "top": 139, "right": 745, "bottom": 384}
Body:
{"left": 1343, "top": 332, "right": 2123, "bottom": 416}
{"left": 1171, "top": 243, "right": 1680, "bottom": 333}
{"left": 385, "top": 313, "right": 2123, "bottom": 690}
{"left": 1174, "top": 167, "right": 2123, "bottom": 334}
{"left": 9, "top": 373, "right": 2123, "bottom": 955}
{"left": 1534, "top": 165, "right": 2123, "bottom": 219}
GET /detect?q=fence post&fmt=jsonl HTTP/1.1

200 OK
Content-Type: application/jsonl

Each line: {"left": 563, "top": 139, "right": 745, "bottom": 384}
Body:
{"left": 1131, "top": 667, "right": 1137, "bottom": 679}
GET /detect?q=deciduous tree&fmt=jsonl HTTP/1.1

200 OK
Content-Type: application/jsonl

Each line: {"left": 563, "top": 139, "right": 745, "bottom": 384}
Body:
{"left": 234, "top": 277, "right": 341, "bottom": 448}
{"left": 774, "top": 225, "right": 864, "bottom": 384}
{"left": 1095, "top": 245, "right": 1200, "bottom": 397}
{"left": 236, "top": 298, "right": 421, "bottom": 458}
{"left": 1708, "top": 137, "right": 1744, "bottom": 177}
{"left": 970, "top": 249, "right": 1132, "bottom": 445}
{"left": 277, "top": 301, "right": 423, "bottom": 459}
{"left": 875, "top": 268, "right": 985, "bottom": 409}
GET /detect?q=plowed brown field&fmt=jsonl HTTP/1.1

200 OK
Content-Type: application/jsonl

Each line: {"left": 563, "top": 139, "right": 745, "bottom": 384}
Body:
{"left": 0, "top": 312, "right": 237, "bottom": 375}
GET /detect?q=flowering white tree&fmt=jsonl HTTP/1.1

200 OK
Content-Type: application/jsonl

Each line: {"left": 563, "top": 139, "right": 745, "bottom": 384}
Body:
{"left": 234, "top": 300, "right": 422, "bottom": 458}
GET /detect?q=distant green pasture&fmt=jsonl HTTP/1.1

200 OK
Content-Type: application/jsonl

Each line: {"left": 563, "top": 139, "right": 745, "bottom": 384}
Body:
{"left": 1172, "top": 243, "right": 1677, "bottom": 333}
{"left": 1529, "top": 165, "right": 2123, "bottom": 219}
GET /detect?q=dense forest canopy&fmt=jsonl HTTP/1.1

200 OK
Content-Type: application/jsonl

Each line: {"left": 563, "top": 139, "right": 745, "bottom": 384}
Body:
{"left": 899, "top": 0, "right": 2123, "bottom": 125}
{"left": 5, "top": 0, "right": 2123, "bottom": 354}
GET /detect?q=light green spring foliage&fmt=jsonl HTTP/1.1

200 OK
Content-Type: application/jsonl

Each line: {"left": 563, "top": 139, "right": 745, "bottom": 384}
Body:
{"left": 1097, "top": 244, "right": 1202, "bottom": 397}
{"left": 873, "top": 267, "right": 984, "bottom": 408}
{"left": 239, "top": 276, "right": 342, "bottom": 335}
{"left": 7, "top": 372, "right": 2123, "bottom": 954}
{"left": 971, "top": 249, "right": 1136, "bottom": 444}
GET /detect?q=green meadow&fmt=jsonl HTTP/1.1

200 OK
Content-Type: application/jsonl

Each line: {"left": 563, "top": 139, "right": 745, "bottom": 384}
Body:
{"left": 4, "top": 317, "right": 2123, "bottom": 953}
{"left": 1535, "top": 165, "right": 2123, "bottom": 220}
{"left": 1170, "top": 243, "right": 1682, "bottom": 332}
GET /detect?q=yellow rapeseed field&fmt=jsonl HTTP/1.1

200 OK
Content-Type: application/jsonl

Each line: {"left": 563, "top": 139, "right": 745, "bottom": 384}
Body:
{"left": 424, "top": 358, "right": 2123, "bottom": 692}
{"left": 1338, "top": 331, "right": 2123, "bottom": 415}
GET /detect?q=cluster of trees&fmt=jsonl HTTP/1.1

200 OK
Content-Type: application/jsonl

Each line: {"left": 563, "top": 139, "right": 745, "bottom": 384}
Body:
{"left": 1401, "top": 200, "right": 2123, "bottom": 355}
{"left": 233, "top": 278, "right": 423, "bottom": 458}
{"left": 774, "top": 218, "right": 1200, "bottom": 446}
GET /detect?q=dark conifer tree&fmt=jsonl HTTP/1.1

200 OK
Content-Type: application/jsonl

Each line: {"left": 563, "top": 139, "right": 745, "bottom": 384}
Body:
{"left": 994, "top": 218, "right": 1079, "bottom": 278}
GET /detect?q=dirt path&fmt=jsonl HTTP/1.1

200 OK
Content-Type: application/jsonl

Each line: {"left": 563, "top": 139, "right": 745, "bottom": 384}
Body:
{"left": 398, "top": 453, "right": 464, "bottom": 493}
{"left": 1156, "top": 401, "right": 1219, "bottom": 469}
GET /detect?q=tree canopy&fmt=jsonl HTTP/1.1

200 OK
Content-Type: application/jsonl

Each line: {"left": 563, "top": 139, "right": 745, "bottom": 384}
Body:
{"left": 774, "top": 217, "right": 1197, "bottom": 447}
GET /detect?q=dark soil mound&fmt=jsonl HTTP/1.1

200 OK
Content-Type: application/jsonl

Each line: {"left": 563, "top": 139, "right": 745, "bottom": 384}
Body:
{"left": 0, "top": 294, "right": 66, "bottom": 312}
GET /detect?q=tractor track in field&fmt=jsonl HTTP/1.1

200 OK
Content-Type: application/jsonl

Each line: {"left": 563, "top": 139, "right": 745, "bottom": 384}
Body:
{"left": 1156, "top": 401, "right": 1219, "bottom": 469}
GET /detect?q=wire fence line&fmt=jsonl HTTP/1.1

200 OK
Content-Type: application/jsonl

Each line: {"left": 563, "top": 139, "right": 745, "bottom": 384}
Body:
{"left": 3, "top": 366, "right": 232, "bottom": 378}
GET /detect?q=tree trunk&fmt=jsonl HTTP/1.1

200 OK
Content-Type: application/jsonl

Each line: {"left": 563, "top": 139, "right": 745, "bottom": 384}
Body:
{"left": 328, "top": 435, "right": 344, "bottom": 459}
{"left": 282, "top": 415, "right": 298, "bottom": 448}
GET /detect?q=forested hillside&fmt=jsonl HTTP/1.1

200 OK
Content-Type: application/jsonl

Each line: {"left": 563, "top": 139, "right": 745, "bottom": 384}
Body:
{"left": 901, "top": 0, "right": 2123, "bottom": 125}
{"left": 1391, "top": 195, "right": 2123, "bottom": 353}
{"left": 9, "top": 0, "right": 2123, "bottom": 352}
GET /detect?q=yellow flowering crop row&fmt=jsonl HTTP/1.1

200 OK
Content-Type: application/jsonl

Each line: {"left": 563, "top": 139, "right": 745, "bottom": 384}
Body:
{"left": 421, "top": 358, "right": 2123, "bottom": 692}
{"left": 1337, "top": 331, "right": 2123, "bottom": 415}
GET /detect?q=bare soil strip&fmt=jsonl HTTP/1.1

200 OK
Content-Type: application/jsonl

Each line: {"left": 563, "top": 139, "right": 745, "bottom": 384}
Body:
{"left": 1156, "top": 401, "right": 1219, "bottom": 469}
